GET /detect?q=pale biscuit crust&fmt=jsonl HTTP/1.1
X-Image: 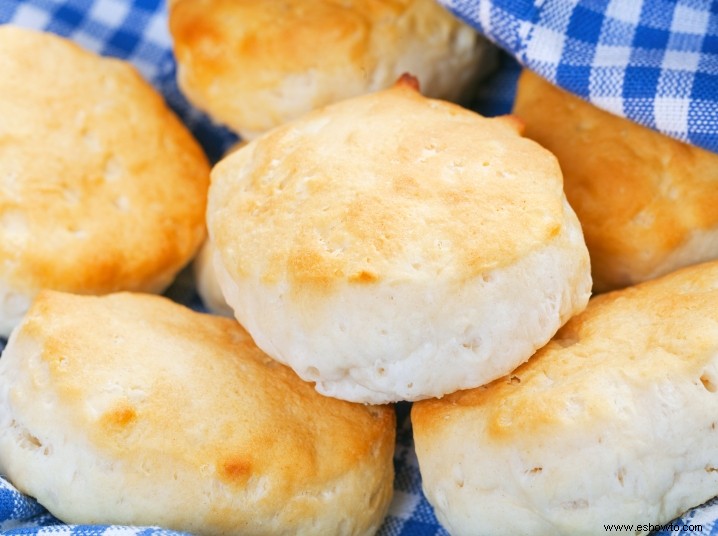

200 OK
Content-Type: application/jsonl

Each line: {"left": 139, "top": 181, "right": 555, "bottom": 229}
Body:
{"left": 0, "top": 291, "right": 395, "bottom": 535}
{"left": 413, "top": 261, "right": 718, "bottom": 536}
{"left": 0, "top": 26, "right": 209, "bottom": 336}
{"left": 513, "top": 69, "right": 718, "bottom": 292}
{"left": 208, "top": 82, "right": 592, "bottom": 403}
{"left": 193, "top": 238, "right": 233, "bottom": 317}
{"left": 169, "top": 0, "right": 493, "bottom": 138}
{"left": 192, "top": 142, "right": 247, "bottom": 317}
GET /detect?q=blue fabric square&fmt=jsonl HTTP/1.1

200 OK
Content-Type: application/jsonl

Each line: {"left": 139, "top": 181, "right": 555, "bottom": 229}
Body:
{"left": 623, "top": 66, "right": 662, "bottom": 97}
{"left": 491, "top": 0, "right": 536, "bottom": 21}
{"left": 691, "top": 72, "right": 718, "bottom": 98}
{"left": 566, "top": 4, "right": 604, "bottom": 43}
{"left": 557, "top": 63, "right": 592, "bottom": 94}
{"left": 633, "top": 25, "right": 671, "bottom": 49}
{"left": 397, "top": 520, "right": 447, "bottom": 536}
{"left": 47, "top": 4, "right": 83, "bottom": 31}
{"left": 702, "top": 34, "right": 718, "bottom": 54}
{"left": 135, "top": 0, "right": 161, "bottom": 12}
{"left": 106, "top": 28, "right": 140, "bottom": 56}
{"left": 0, "top": 0, "right": 19, "bottom": 19}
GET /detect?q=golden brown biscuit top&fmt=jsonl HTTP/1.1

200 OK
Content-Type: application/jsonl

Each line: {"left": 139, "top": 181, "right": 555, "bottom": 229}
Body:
{"left": 171, "top": 0, "right": 444, "bottom": 89}
{"left": 209, "top": 82, "right": 566, "bottom": 293}
{"left": 18, "top": 291, "right": 394, "bottom": 497}
{"left": 0, "top": 26, "right": 209, "bottom": 293}
{"left": 513, "top": 70, "right": 718, "bottom": 290}
{"left": 413, "top": 261, "right": 718, "bottom": 442}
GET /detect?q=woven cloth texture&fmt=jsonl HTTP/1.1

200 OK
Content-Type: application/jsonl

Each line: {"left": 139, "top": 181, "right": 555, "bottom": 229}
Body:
{"left": 0, "top": 1, "right": 716, "bottom": 534}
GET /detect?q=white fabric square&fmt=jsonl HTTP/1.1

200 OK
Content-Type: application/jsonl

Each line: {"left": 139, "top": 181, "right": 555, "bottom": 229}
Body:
{"left": 142, "top": 12, "right": 171, "bottom": 48}
{"left": 525, "top": 25, "right": 565, "bottom": 64}
{"left": 662, "top": 49, "right": 701, "bottom": 71}
{"left": 88, "top": 0, "right": 130, "bottom": 28}
{"left": 671, "top": 4, "right": 710, "bottom": 35}
{"left": 654, "top": 97, "right": 690, "bottom": 132}
{"left": 593, "top": 44, "right": 633, "bottom": 67}
{"left": 591, "top": 96, "right": 626, "bottom": 117}
{"left": 9, "top": 4, "right": 51, "bottom": 29}
{"left": 606, "top": 0, "right": 644, "bottom": 24}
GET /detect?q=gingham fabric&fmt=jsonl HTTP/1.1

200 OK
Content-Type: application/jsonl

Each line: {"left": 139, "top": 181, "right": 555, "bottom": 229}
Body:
{"left": 440, "top": 0, "right": 718, "bottom": 153}
{"left": 0, "top": 1, "right": 717, "bottom": 535}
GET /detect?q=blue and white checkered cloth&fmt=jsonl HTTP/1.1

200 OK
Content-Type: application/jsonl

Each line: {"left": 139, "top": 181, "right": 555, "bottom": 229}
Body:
{"left": 441, "top": 0, "right": 718, "bottom": 153}
{"left": 1, "top": 1, "right": 717, "bottom": 535}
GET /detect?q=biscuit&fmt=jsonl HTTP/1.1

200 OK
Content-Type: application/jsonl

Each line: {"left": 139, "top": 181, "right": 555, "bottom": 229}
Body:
{"left": 193, "top": 238, "right": 234, "bottom": 316}
{"left": 0, "top": 26, "right": 209, "bottom": 337}
{"left": 207, "top": 80, "right": 592, "bottom": 404}
{"left": 193, "top": 141, "right": 247, "bottom": 317}
{"left": 169, "top": 0, "right": 495, "bottom": 138}
{"left": 0, "top": 291, "right": 395, "bottom": 535}
{"left": 513, "top": 69, "right": 718, "bottom": 292}
{"left": 413, "top": 260, "right": 718, "bottom": 536}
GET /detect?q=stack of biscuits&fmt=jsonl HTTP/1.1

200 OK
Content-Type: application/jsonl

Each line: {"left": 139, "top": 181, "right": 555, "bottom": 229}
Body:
{"left": 1, "top": 1, "right": 718, "bottom": 535}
